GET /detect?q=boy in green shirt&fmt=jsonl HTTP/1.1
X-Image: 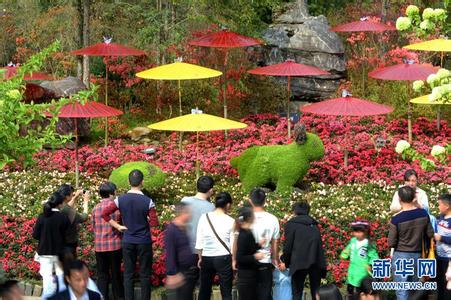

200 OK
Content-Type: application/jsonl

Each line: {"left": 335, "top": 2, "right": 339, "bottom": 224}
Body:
{"left": 340, "top": 220, "right": 379, "bottom": 299}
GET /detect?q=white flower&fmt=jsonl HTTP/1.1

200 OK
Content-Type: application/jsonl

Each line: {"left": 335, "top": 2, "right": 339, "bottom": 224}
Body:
{"left": 429, "top": 86, "right": 442, "bottom": 102}
{"left": 406, "top": 5, "right": 419, "bottom": 17}
{"left": 419, "top": 20, "right": 434, "bottom": 31}
{"left": 431, "top": 145, "right": 446, "bottom": 157}
{"left": 436, "top": 68, "right": 450, "bottom": 80}
{"left": 427, "top": 74, "right": 438, "bottom": 87}
{"left": 412, "top": 80, "right": 424, "bottom": 92}
{"left": 422, "top": 8, "right": 435, "bottom": 20}
{"left": 396, "top": 17, "right": 412, "bottom": 31}
{"left": 395, "top": 140, "right": 411, "bottom": 154}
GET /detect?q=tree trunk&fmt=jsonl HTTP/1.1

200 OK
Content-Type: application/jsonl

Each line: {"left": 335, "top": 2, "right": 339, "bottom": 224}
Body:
{"left": 76, "top": 0, "right": 83, "bottom": 79}
{"left": 82, "top": 0, "right": 90, "bottom": 87}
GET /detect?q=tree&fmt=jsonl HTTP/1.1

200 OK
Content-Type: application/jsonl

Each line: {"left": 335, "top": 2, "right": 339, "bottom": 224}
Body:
{"left": 0, "top": 41, "right": 96, "bottom": 169}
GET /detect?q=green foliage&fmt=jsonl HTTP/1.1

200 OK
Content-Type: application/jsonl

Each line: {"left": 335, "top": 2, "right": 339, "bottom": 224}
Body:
{"left": 230, "top": 133, "right": 325, "bottom": 193}
{"left": 396, "top": 5, "right": 448, "bottom": 38}
{"left": 0, "top": 41, "right": 98, "bottom": 169}
{"left": 395, "top": 140, "right": 449, "bottom": 172}
{"left": 413, "top": 68, "right": 451, "bottom": 104}
{"left": 109, "top": 161, "right": 166, "bottom": 192}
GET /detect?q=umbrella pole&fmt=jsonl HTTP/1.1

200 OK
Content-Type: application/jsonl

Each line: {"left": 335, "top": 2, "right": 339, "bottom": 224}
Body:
{"left": 74, "top": 118, "right": 80, "bottom": 189}
{"left": 223, "top": 50, "right": 229, "bottom": 139}
{"left": 437, "top": 106, "right": 441, "bottom": 131}
{"left": 407, "top": 83, "right": 413, "bottom": 143}
{"left": 178, "top": 80, "right": 183, "bottom": 150}
{"left": 196, "top": 131, "right": 200, "bottom": 179}
{"left": 287, "top": 76, "right": 291, "bottom": 138}
{"left": 105, "top": 61, "right": 109, "bottom": 146}
{"left": 344, "top": 118, "right": 350, "bottom": 168}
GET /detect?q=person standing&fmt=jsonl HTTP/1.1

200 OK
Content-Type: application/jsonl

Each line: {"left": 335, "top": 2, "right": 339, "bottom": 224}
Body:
{"left": 196, "top": 192, "right": 235, "bottom": 300}
{"left": 92, "top": 182, "right": 124, "bottom": 300}
{"left": 235, "top": 206, "right": 265, "bottom": 300}
{"left": 434, "top": 193, "right": 451, "bottom": 300}
{"left": 180, "top": 176, "right": 215, "bottom": 280}
{"left": 249, "top": 188, "right": 281, "bottom": 300}
{"left": 390, "top": 169, "right": 429, "bottom": 213}
{"left": 49, "top": 260, "right": 101, "bottom": 300}
{"left": 340, "top": 221, "right": 379, "bottom": 299}
{"left": 281, "top": 202, "right": 327, "bottom": 300}
{"left": 102, "top": 170, "right": 159, "bottom": 300}
{"left": 388, "top": 186, "right": 434, "bottom": 300}
{"left": 33, "top": 192, "right": 71, "bottom": 299}
{"left": 164, "top": 203, "right": 198, "bottom": 300}
{"left": 57, "top": 184, "right": 90, "bottom": 256}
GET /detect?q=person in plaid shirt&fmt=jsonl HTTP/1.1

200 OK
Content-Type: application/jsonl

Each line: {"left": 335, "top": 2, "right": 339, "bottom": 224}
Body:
{"left": 92, "top": 182, "right": 124, "bottom": 300}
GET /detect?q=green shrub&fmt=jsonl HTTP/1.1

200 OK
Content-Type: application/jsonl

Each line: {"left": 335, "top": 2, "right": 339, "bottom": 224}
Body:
{"left": 230, "top": 133, "right": 325, "bottom": 193}
{"left": 109, "top": 161, "right": 165, "bottom": 192}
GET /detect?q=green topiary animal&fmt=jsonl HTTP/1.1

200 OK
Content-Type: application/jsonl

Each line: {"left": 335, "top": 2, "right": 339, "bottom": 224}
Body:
{"left": 109, "top": 161, "right": 165, "bottom": 192}
{"left": 230, "top": 124, "right": 324, "bottom": 193}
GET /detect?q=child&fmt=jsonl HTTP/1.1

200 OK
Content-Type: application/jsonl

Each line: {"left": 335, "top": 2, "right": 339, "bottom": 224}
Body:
{"left": 388, "top": 186, "right": 434, "bottom": 300}
{"left": 359, "top": 277, "right": 380, "bottom": 300}
{"left": 316, "top": 284, "right": 343, "bottom": 300}
{"left": 235, "top": 206, "right": 265, "bottom": 300}
{"left": 434, "top": 193, "right": 451, "bottom": 299}
{"left": 340, "top": 220, "right": 379, "bottom": 299}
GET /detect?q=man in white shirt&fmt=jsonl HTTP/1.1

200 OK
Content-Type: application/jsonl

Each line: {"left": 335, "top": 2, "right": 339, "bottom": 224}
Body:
{"left": 250, "top": 188, "right": 281, "bottom": 300}
{"left": 49, "top": 260, "right": 101, "bottom": 300}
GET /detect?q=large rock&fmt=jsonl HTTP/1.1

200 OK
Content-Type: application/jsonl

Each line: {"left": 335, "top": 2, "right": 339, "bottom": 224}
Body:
{"left": 257, "top": 0, "right": 346, "bottom": 102}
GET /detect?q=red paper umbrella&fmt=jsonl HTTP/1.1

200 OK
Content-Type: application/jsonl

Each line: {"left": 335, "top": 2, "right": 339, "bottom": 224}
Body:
{"left": 302, "top": 95, "right": 393, "bottom": 116}
{"left": 189, "top": 29, "right": 261, "bottom": 48}
{"left": 1, "top": 65, "right": 53, "bottom": 81}
{"left": 369, "top": 61, "right": 438, "bottom": 142}
{"left": 301, "top": 92, "right": 393, "bottom": 167}
{"left": 189, "top": 30, "right": 261, "bottom": 125}
{"left": 330, "top": 18, "right": 396, "bottom": 32}
{"left": 368, "top": 62, "right": 438, "bottom": 81}
{"left": 248, "top": 60, "right": 330, "bottom": 137}
{"left": 71, "top": 41, "right": 146, "bottom": 57}
{"left": 71, "top": 38, "right": 145, "bottom": 144}
{"left": 46, "top": 101, "right": 123, "bottom": 187}
{"left": 47, "top": 101, "right": 124, "bottom": 118}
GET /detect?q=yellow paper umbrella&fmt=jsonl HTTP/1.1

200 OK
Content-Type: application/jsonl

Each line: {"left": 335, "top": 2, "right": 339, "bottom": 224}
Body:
{"left": 136, "top": 61, "right": 222, "bottom": 116}
{"left": 410, "top": 94, "right": 450, "bottom": 105}
{"left": 403, "top": 39, "right": 451, "bottom": 52}
{"left": 149, "top": 109, "right": 247, "bottom": 177}
{"left": 410, "top": 94, "right": 450, "bottom": 129}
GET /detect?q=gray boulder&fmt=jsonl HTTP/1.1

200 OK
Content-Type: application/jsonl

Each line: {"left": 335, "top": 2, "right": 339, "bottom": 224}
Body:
{"left": 257, "top": 0, "right": 346, "bottom": 101}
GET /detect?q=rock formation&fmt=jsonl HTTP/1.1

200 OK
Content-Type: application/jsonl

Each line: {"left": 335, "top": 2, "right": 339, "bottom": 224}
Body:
{"left": 257, "top": 0, "right": 346, "bottom": 101}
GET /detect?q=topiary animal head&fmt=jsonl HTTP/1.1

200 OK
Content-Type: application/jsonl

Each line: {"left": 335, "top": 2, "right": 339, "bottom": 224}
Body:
{"left": 294, "top": 123, "right": 307, "bottom": 145}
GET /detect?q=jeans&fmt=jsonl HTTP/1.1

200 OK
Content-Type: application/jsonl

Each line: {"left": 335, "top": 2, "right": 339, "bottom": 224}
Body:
{"left": 123, "top": 243, "right": 152, "bottom": 300}
{"left": 95, "top": 249, "right": 124, "bottom": 300}
{"left": 166, "top": 265, "right": 199, "bottom": 300}
{"left": 291, "top": 266, "right": 321, "bottom": 300}
{"left": 392, "top": 251, "right": 421, "bottom": 300}
{"left": 198, "top": 255, "right": 233, "bottom": 300}
{"left": 256, "top": 263, "right": 274, "bottom": 300}
{"left": 237, "top": 269, "right": 257, "bottom": 300}
{"left": 436, "top": 258, "right": 451, "bottom": 300}
{"left": 37, "top": 255, "right": 63, "bottom": 299}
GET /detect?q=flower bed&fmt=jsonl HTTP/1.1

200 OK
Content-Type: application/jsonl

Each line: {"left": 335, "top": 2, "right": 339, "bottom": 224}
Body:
{"left": 30, "top": 114, "right": 450, "bottom": 185}
{"left": 1, "top": 169, "right": 448, "bottom": 286}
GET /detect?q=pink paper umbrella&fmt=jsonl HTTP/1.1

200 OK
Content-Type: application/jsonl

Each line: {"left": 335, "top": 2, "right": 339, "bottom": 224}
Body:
{"left": 248, "top": 60, "right": 330, "bottom": 137}
{"left": 301, "top": 92, "right": 393, "bottom": 167}
{"left": 71, "top": 38, "right": 145, "bottom": 144}
{"left": 369, "top": 60, "right": 438, "bottom": 142}
{"left": 46, "top": 101, "right": 123, "bottom": 187}
{"left": 330, "top": 18, "right": 396, "bottom": 32}
{"left": 1, "top": 65, "right": 53, "bottom": 81}
{"left": 189, "top": 29, "right": 261, "bottom": 122}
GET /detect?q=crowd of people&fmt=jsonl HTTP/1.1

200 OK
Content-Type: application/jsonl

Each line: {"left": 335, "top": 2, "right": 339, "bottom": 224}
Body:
{"left": 1, "top": 168, "right": 447, "bottom": 300}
